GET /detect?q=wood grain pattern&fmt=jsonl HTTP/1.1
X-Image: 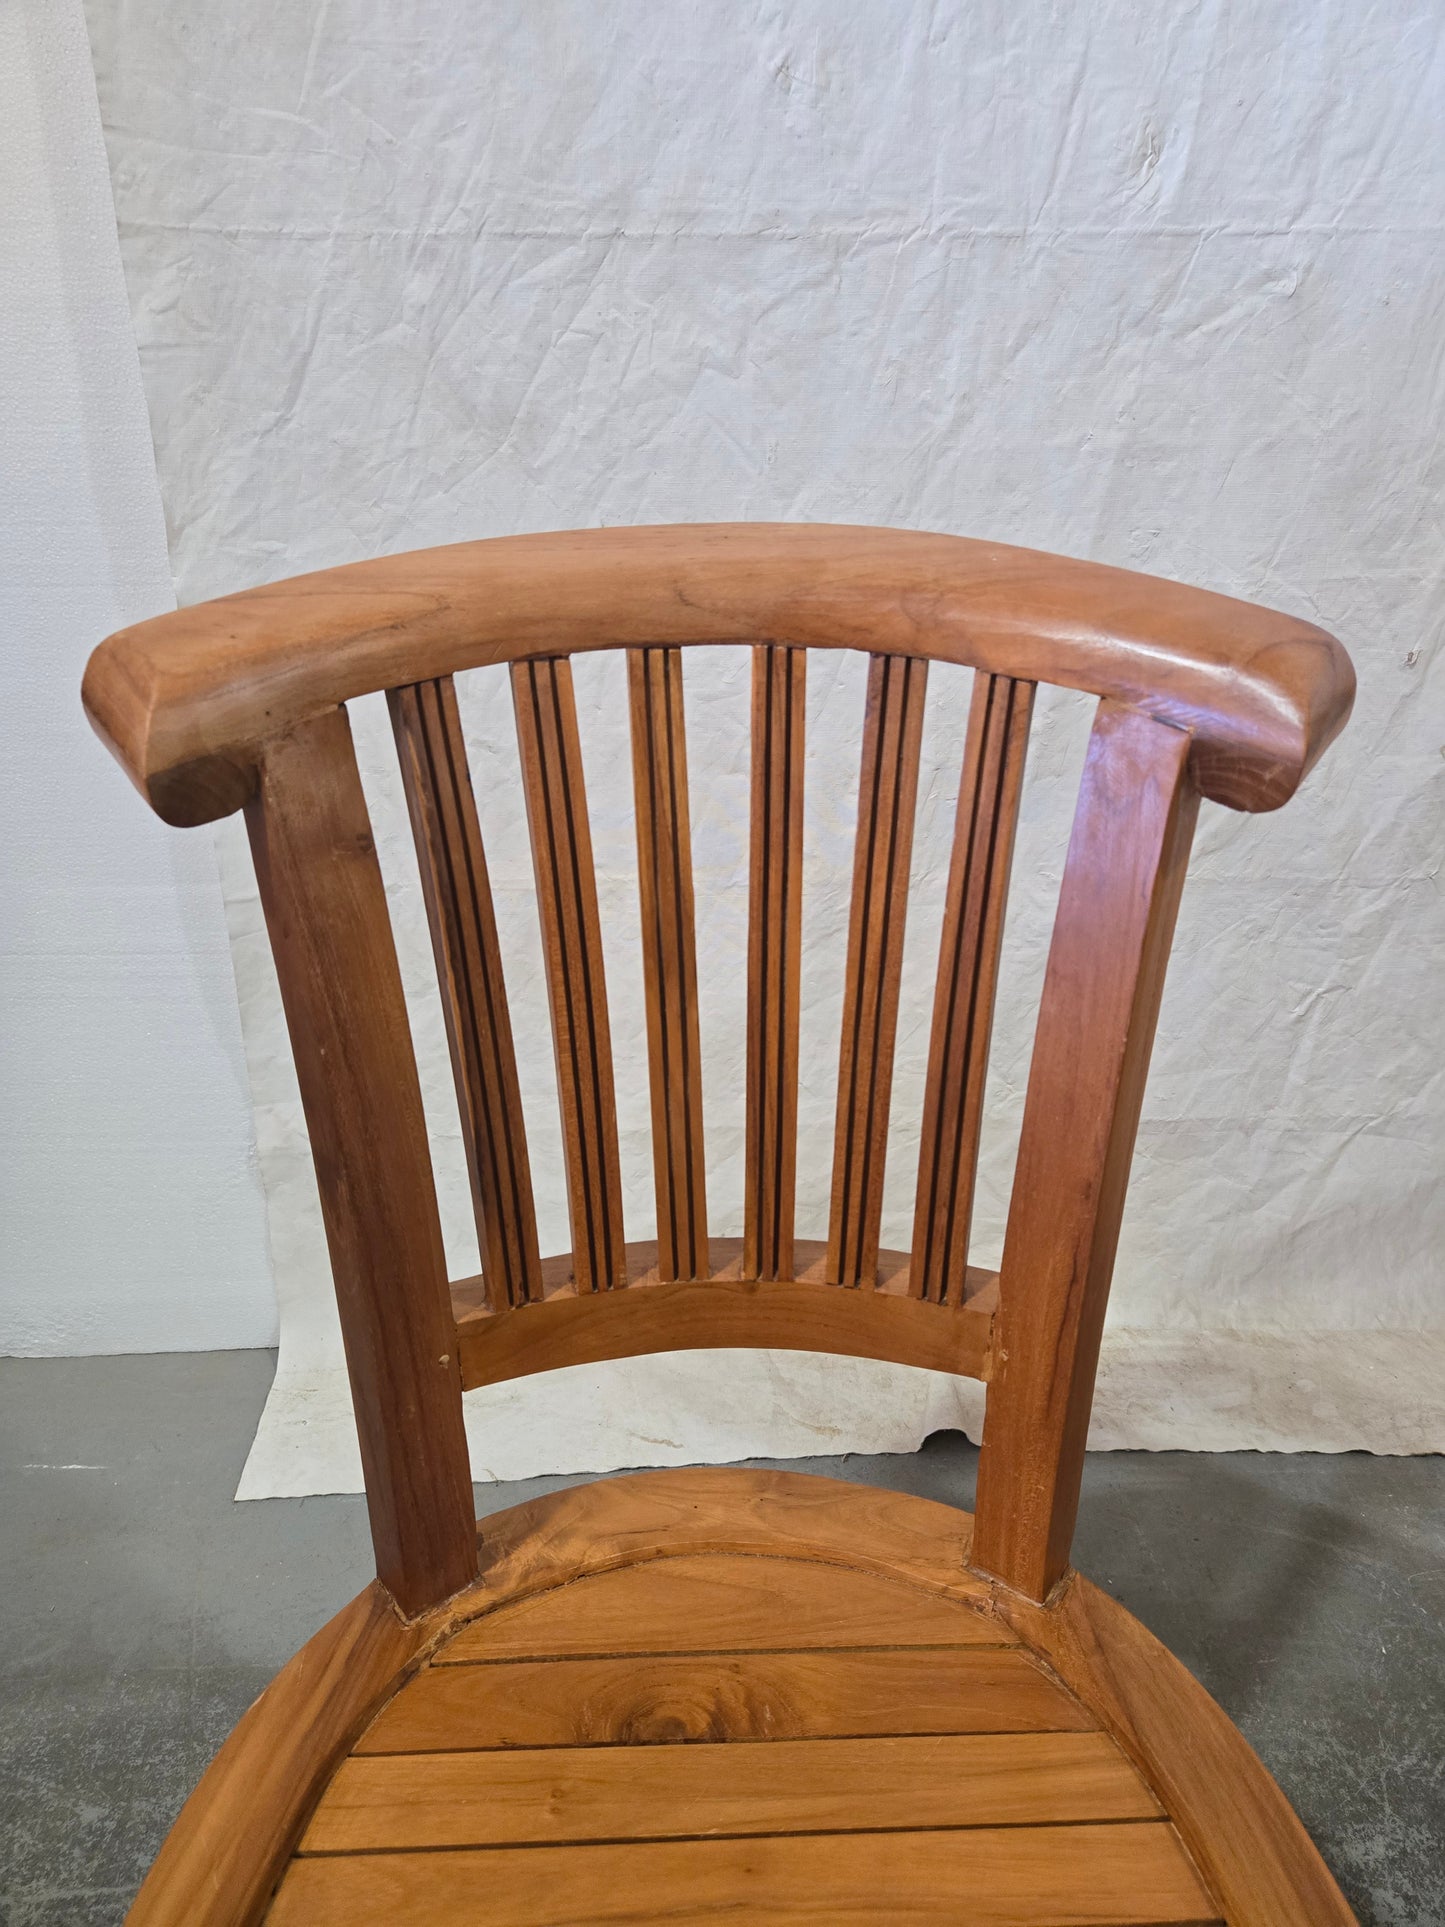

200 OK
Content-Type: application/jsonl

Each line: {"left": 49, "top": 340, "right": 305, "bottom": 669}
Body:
{"left": 439, "top": 1551, "right": 1007, "bottom": 1660}
{"left": 744, "top": 644, "right": 806, "bottom": 1280}
{"left": 84, "top": 522, "right": 1353, "bottom": 827}
{"left": 911, "top": 673, "right": 1034, "bottom": 1304}
{"left": 628, "top": 647, "right": 708, "bottom": 1280}
{"left": 468, "top": 1467, "right": 985, "bottom": 1613}
{"left": 131, "top": 1472, "right": 1349, "bottom": 1927}
{"left": 973, "top": 704, "right": 1200, "bottom": 1603}
{"left": 827, "top": 653, "right": 929, "bottom": 1288}
{"left": 994, "top": 1566, "right": 1357, "bottom": 1927}
{"left": 95, "top": 516, "right": 1359, "bottom": 1927}
{"left": 451, "top": 1239, "right": 998, "bottom": 1390}
{"left": 390, "top": 676, "right": 541, "bottom": 1309}
{"left": 512, "top": 657, "right": 627, "bottom": 1292}
{"left": 244, "top": 709, "right": 475, "bottom": 1615}
{"left": 269, "top": 1822, "right": 1218, "bottom": 1926}
{"left": 127, "top": 1471, "right": 989, "bottom": 1926}
{"left": 299, "top": 1730, "right": 1160, "bottom": 1851}
{"left": 355, "top": 1646, "right": 1093, "bottom": 1754}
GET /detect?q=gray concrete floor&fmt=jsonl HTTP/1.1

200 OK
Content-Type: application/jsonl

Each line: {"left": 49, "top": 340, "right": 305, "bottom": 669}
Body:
{"left": 1, "top": 1353, "right": 1440, "bottom": 1926}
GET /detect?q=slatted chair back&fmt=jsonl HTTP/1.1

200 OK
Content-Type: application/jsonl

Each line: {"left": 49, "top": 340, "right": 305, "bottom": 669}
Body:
{"left": 84, "top": 525, "right": 1353, "bottom": 1620}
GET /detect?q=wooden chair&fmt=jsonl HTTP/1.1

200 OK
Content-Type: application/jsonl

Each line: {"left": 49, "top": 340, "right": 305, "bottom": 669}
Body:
{"left": 84, "top": 524, "right": 1357, "bottom": 1926}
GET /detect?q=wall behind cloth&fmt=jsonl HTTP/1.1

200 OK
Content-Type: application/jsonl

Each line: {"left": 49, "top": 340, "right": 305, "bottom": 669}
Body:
{"left": 81, "top": 0, "right": 1444, "bottom": 1487}
{"left": 0, "top": 0, "right": 275, "bottom": 1355}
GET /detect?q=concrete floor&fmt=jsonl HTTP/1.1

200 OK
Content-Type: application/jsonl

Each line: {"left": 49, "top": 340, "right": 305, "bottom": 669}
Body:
{"left": 1, "top": 1353, "right": 1440, "bottom": 1926}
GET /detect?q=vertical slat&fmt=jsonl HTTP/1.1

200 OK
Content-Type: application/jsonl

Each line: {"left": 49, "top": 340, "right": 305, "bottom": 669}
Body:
{"left": 511, "top": 657, "right": 627, "bottom": 1293}
{"left": 390, "top": 677, "right": 542, "bottom": 1311}
{"left": 911, "top": 674, "right": 1035, "bottom": 1305}
{"left": 744, "top": 644, "right": 806, "bottom": 1282}
{"left": 628, "top": 647, "right": 709, "bottom": 1281}
{"left": 826, "top": 653, "right": 929, "bottom": 1289}
{"left": 973, "top": 703, "right": 1199, "bottom": 1602}
{"left": 246, "top": 706, "right": 476, "bottom": 1616}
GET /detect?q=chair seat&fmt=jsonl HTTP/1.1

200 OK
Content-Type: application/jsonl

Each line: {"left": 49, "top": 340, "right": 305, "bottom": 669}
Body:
{"left": 131, "top": 1467, "right": 1350, "bottom": 1926}
{"left": 271, "top": 1553, "right": 1211, "bottom": 1926}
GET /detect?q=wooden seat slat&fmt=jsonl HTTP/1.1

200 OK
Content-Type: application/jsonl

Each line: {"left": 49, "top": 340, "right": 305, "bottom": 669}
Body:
{"left": 355, "top": 1644, "right": 1091, "bottom": 1755}
{"left": 270, "top": 1821, "right": 1220, "bottom": 1927}
{"left": 299, "top": 1730, "right": 1160, "bottom": 1853}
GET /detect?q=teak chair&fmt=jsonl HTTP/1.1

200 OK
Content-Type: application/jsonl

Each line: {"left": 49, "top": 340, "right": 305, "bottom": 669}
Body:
{"left": 85, "top": 524, "right": 1357, "bottom": 1927}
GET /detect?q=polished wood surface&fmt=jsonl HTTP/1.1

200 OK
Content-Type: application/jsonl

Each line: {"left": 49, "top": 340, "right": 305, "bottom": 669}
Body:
{"left": 996, "top": 1563, "right": 1361, "bottom": 1927}
{"left": 94, "top": 521, "right": 1358, "bottom": 1924}
{"left": 973, "top": 704, "right": 1200, "bottom": 1602}
{"left": 467, "top": 1465, "right": 982, "bottom": 1601}
{"left": 512, "top": 656, "right": 627, "bottom": 1292}
{"left": 912, "top": 672, "right": 1033, "bottom": 1304}
{"left": 301, "top": 1731, "right": 1160, "bottom": 1851}
{"left": 245, "top": 709, "right": 475, "bottom": 1614}
{"left": 744, "top": 642, "right": 806, "bottom": 1281}
{"left": 128, "top": 1471, "right": 1352, "bottom": 1927}
{"left": 391, "top": 676, "right": 542, "bottom": 1308}
{"left": 437, "top": 1550, "right": 1008, "bottom": 1658}
{"left": 357, "top": 1643, "right": 1089, "bottom": 1752}
{"left": 268, "top": 1501, "right": 1212, "bottom": 1926}
{"left": 270, "top": 1828, "right": 1217, "bottom": 1927}
{"left": 827, "top": 652, "right": 929, "bottom": 1288}
{"left": 451, "top": 1239, "right": 998, "bottom": 1389}
{"left": 628, "top": 646, "right": 709, "bottom": 1280}
{"left": 83, "top": 522, "right": 1352, "bottom": 825}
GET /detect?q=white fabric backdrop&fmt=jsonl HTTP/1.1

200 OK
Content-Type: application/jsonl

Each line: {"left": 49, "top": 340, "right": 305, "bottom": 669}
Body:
{"left": 1, "top": 0, "right": 274, "bottom": 1358}
{"left": 83, "top": 0, "right": 1444, "bottom": 1489}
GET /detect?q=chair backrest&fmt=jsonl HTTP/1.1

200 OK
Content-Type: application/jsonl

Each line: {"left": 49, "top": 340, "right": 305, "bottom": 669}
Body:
{"left": 84, "top": 524, "right": 1353, "bottom": 1617}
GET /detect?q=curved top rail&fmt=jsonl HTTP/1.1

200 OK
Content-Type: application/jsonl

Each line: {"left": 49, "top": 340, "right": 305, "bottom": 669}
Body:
{"left": 83, "top": 522, "right": 1352, "bottom": 823}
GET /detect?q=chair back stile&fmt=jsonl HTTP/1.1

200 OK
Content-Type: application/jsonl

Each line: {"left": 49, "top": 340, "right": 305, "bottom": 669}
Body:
{"left": 246, "top": 705, "right": 478, "bottom": 1617}
{"left": 972, "top": 704, "right": 1200, "bottom": 1600}
{"left": 82, "top": 525, "right": 1354, "bottom": 1622}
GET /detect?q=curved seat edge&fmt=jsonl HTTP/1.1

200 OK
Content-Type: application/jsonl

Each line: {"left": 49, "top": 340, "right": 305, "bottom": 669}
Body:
{"left": 124, "top": 1467, "right": 1355, "bottom": 1927}
{"left": 989, "top": 1567, "right": 1358, "bottom": 1927}
{"left": 125, "top": 1580, "right": 429, "bottom": 1927}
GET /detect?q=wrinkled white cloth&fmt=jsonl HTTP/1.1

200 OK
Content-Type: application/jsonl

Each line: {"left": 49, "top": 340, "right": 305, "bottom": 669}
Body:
{"left": 84, "top": 0, "right": 1445, "bottom": 1491}
{"left": 1, "top": 0, "right": 273, "bottom": 1357}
